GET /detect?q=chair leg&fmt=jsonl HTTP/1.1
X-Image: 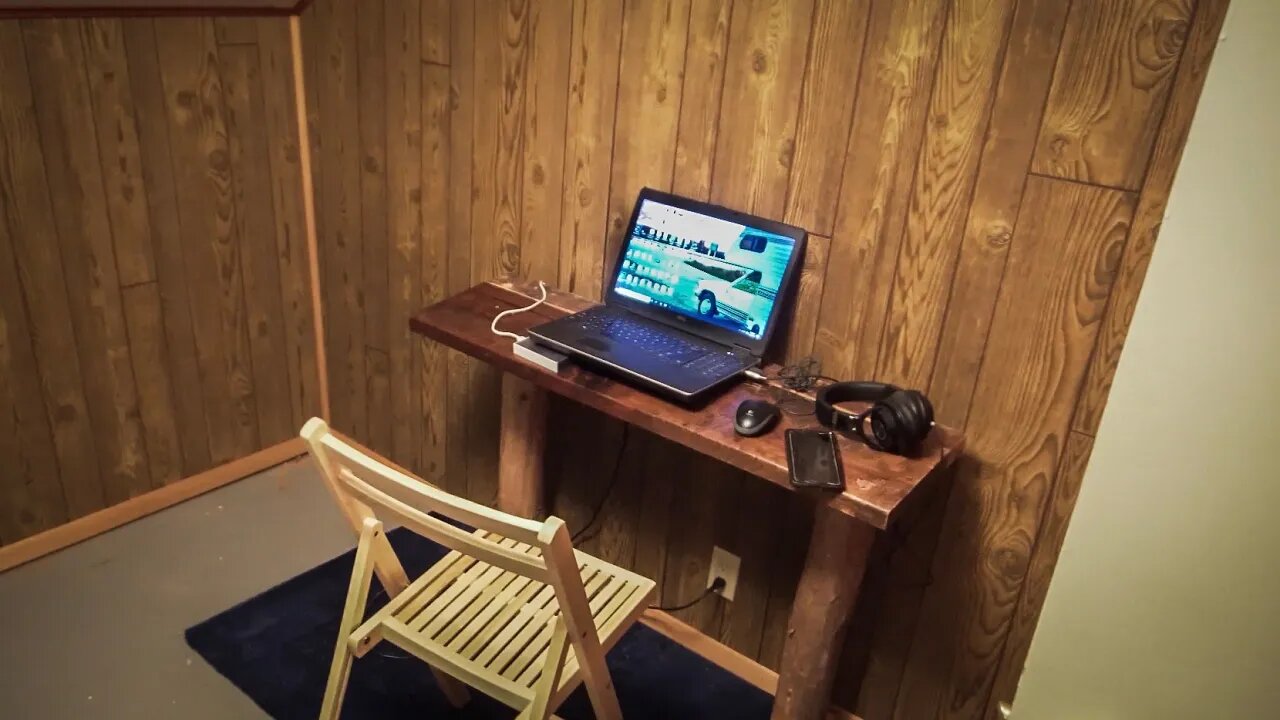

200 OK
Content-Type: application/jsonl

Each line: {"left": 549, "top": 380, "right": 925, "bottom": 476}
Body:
{"left": 320, "top": 518, "right": 381, "bottom": 720}
{"left": 431, "top": 667, "right": 471, "bottom": 708}
{"left": 519, "top": 616, "right": 571, "bottom": 720}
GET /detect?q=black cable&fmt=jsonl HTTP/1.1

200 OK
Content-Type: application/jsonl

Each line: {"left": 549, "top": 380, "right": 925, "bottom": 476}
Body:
{"left": 571, "top": 424, "right": 631, "bottom": 544}
{"left": 652, "top": 577, "right": 726, "bottom": 612}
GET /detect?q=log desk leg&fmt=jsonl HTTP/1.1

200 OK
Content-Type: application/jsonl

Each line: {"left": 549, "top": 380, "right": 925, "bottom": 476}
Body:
{"left": 498, "top": 374, "right": 549, "bottom": 518}
{"left": 497, "top": 372, "right": 874, "bottom": 719}
{"left": 772, "top": 504, "right": 876, "bottom": 720}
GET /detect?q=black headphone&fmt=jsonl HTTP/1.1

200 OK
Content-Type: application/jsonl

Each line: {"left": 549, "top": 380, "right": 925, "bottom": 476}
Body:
{"left": 815, "top": 381, "right": 934, "bottom": 456}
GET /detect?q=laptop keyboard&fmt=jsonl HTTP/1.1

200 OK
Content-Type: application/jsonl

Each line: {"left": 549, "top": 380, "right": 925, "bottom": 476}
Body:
{"left": 572, "top": 307, "right": 747, "bottom": 378}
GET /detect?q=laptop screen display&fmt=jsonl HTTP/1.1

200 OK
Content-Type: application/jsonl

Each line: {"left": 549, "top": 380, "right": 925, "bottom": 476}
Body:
{"left": 611, "top": 198, "right": 800, "bottom": 342}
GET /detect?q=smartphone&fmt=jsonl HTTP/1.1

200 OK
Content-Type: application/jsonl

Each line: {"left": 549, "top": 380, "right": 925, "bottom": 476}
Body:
{"left": 785, "top": 429, "right": 844, "bottom": 491}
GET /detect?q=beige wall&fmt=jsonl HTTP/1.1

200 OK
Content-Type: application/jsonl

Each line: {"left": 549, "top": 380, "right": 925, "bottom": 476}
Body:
{"left": 1011, "top": 0, "right": 1280, "bottom": 717}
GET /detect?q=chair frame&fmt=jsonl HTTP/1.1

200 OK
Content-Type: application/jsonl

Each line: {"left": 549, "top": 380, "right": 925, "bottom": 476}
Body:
{"left": 301, "top": 417, "right": 650, "bottom": 720}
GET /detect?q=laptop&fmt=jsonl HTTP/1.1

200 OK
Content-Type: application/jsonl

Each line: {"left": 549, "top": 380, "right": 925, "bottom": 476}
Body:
{"left": 529, "top": 188, "right": 807, "bottom": 401}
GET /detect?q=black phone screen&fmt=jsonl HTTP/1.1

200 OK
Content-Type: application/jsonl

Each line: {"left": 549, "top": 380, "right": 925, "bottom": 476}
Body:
{"left": 785, "top": 429, "right": 844, "bottom": 491}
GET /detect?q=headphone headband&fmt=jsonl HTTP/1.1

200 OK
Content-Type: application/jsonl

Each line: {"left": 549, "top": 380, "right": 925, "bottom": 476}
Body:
{"left": 815, "top": 381, "right": 933, "bottom": 455}
{"left": 814, "top": 381, "right": 899, "bottom": 431}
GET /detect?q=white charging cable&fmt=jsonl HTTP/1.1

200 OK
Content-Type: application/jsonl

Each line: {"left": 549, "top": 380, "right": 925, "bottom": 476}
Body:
{"left": 490, "top": 281, "right": 548, "bottom": 342}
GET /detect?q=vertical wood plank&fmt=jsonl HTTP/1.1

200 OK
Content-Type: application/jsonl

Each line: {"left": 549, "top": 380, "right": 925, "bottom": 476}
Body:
{"left": 314, "top": 0, "right": 366, "bottom": 438}
{"left": 520, "top": 0, "right": 572, "bottom": 283}
{"left": 1073, "top": 0, "right": 1230, "bottom": 436}
{"left": 783, "top": 0, "right": 871, "bottom": 235}
{"left": 119, "top": 283, "right": 183, "bottom": 486}
{"left": 779, "top": 233, "right": 829, "bottom": 364}
{"left": 154, "top": 18, "right": 260, "bottom": 464}
{"left": 558, "top": 0, "right": 623, "bottom": 300}
{"left": 0, "top": 197, "right": 68, "bottom": 540}
{"left": 419, "top": 62, "right": 451, "bottom": 483}
{"left": 81, "top": 18, "right": 157, "bottom": 288}
{"left": 873, "top": 0, "right": 1018, "bottom": 391}
{"left": 256, "top": 17, "right": 323, "bottom": 427}
{"left": 671, "top": 0, "right": 731, "bottom": 202}
{"left": 214, "top": 17, "right": 259, "bottom": 46}
{"left": 421, "top": 0, "right": 450, "bottom": 65}
{"left": 757, "top": 491, "right": 814, "bottom": 669}
{"left": 357, "top": 0, "right": 388, "bottom": 361}
{"left": 122, "top": 18, "right": 213, "bottom": 474}
{"left": 220, "top": 42, "right": 295, "bottom": 446}
{"left": 445, "top": 0, "right": 475, "bottom": 496}
{"left": 893, "top": 178, "right": 1135, "bottom": 720}
{"left": 710, "top": 0, "right": 815, "bottom": 220}
{"left": 810, "top": 0, "right": 948, "bottom": 380}
{"left": 926, "top": 0, "right": 1072, "bottom": 429}
{"left": 24, "top": 19, "right": 153, "bottom": 505}
{"left": 603, "top": 0, "right": 691, "bottom": 268}
{"left": 1031, "top": 0, "right": 1193, "bottom": 190}
{"left": 717, "top": 478, "right": 787, "bottom": 660}
{"left": 385, "top": 0, "right": 423, "bottom": 473}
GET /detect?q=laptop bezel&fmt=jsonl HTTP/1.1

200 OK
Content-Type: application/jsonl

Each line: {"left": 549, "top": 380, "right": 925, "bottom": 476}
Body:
{"left": 603, "top": 187, "right": 808, "bottom": 358}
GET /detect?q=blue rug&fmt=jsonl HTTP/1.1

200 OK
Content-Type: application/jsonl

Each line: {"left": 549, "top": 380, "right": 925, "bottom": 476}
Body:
{"left": 185, "top": 528, "right": 774, "bottom": 718}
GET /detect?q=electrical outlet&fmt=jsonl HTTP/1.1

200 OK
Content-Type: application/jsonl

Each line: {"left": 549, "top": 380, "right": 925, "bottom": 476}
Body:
{"left": 707, "top": 546, "right": 741, "bottom": 601}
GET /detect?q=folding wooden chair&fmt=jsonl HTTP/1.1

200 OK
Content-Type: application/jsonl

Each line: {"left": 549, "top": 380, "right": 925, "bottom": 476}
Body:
{"left": 300, "top": 418, "right": 656, "bottom": 720}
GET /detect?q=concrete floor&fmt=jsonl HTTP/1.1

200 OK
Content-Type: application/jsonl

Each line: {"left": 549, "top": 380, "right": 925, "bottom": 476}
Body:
{"left": 0, "top": 459, "right": 356, "bottom": 719}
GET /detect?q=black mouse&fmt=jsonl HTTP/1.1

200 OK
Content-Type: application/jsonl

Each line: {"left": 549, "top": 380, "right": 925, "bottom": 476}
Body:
{"left": 734, "top": 398, "right": 780, "bottom": 437}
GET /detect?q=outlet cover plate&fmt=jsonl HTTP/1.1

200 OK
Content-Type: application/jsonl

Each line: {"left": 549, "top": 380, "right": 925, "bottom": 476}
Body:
{"left": 708, "top": 546, "right": 741, "bottom": 602}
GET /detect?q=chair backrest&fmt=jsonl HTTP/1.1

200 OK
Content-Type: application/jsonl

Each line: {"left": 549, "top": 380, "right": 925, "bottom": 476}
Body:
{"left": 300, "top": 417, "right": 562, "bottom": 584}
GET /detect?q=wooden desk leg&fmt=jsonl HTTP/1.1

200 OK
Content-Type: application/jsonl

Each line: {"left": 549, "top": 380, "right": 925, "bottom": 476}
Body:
{"left": 772, "top": 505, "right": 876, "bottom": 720}
{"left": 498, "top": 373, "right": 548, "bottom": 518}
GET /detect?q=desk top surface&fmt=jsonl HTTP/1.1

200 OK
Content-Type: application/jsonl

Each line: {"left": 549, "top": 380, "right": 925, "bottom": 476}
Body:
{"left": 410, "top": 281, "right": 964, "bottom": 529}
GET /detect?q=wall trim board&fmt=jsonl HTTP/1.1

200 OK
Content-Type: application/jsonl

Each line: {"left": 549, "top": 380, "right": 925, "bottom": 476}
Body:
{"left": 638, "top": 609, "right": 862, "bottom": 720}
{"left": 0, "top": 438, "right": 306, "bottom": 574}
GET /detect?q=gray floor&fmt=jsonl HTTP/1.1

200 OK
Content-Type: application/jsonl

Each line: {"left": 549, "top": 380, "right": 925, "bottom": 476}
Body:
{"left": 0, "top": 459, "right": 356, "bottom": 719}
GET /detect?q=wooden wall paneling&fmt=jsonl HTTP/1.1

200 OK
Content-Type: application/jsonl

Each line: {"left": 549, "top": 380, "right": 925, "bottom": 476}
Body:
{"left": 419, "top": 61, "right": 450, "bottom": 482}
{"left": 256, "top": 16, "right": 323, "bottom": 428}
{"left": 716, "top": 477, "right": 789, "bottom": 660}
{"left": 0, "top": 196, "right": 69, "bottom": 541}
{"left": 670, "top": 0, "right": 730, "bottom": 202}
{"left": 121, "top": 18, "right": 213, "bottom": 475}
{"left": 783, "top": 0, "right": 871, "bottom": 236}
{"left": 1030, "top": 0, "right": 1193, "bottom": 190}
{"left": 420, "top": 0, "right": 449, "bottom": 65}
{"left": 357, "top": 0, "right": 391, "bottom": 455}
{"left": 602, "top": 0, "right": 691, "bottom": 267}
{"left": 1073, "top": 0, "right": 1230, "bottom": 437}
{"left": 873, "top": 0, "right": 1017, "bottom": 392}
{"left": 660, "top": 450, "right": 735, "bottom": 633}
{"left": 444, "top": 0, "right": 474, "bottom": 498}
{"left": 710, "top": 0, "right": 814, "bottom": 219}
{"left": 892, "top": 178, "right": 1136, "bottom": 720}
{"left": 385, "top": 0, "right": 423, "bottom": 474}
{"left": 0, "top": 23, "right": 104, "bottom": 520}
{"left": 23, "top": 18, "right": 154, "bottom": 506}
{"left": 925, "top": 0, "right": 1072, "bottom": 429}
{"left": 220, "top": 39, "right": 296, "bottom": 447}
{"left": 557, "top": 0, "right": 623, "bottom": 300}
{"left": 119, "top": 283, "right": 184, "bottom": 485}
{"left": 779, "top": 232, "right": 829, "bottom": 364}
{"left": 214, "top": 16, "right": 259, "bottom": 45}
{"left": 756, "top": 490, "right": 814, "bottom": 669}
{"left": 156, "top": 18, "right": 261, "bottom": 464}
{"left": 630, "top": 430, "right": 678, "bottom": 603}
{"left": 985, "top": 430, "right": 1093, "bottom": 715}
{"left": 810, "top": 0, "right": 947, "bottom": 380}
{"left": 519, "top": 0, "right": 571, "bottom": 284}
{"left": 313, "top": 0, "right": 366, "bottom": 439}
{"left": 81, "top": 18, "right": 157, "bottom": 289}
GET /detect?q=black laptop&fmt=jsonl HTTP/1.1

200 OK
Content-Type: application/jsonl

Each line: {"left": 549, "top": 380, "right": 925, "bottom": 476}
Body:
{"left": 529, "top": 188, "right": 807, "bottom": 402}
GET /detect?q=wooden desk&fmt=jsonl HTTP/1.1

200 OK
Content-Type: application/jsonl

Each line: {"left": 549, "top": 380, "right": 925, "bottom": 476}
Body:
{"left": 411, "top": 281, "right": 963, "bottom": 720}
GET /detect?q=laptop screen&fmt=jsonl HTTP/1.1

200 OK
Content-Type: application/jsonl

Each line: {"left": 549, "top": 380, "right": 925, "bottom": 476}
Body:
{"left": 610, "top": 198, "right": 800, "bottom": 343}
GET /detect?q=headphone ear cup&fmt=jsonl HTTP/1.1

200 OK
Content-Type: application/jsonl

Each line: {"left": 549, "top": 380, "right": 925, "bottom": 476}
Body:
{"left": 866, "top": 404, "right": 900, "bottom": 453}
{"left": 878, "top": 390, "right": 934, "bottom": 455}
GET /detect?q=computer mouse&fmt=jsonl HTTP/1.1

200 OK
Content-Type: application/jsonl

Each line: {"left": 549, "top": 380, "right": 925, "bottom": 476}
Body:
{"left": 734, "top": 398, "right": 780, "bottom": 437}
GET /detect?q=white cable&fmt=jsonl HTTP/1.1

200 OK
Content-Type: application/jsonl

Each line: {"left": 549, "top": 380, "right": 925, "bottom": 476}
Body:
{"left": 490, "top": 281, "right": 548, "bottom": 342}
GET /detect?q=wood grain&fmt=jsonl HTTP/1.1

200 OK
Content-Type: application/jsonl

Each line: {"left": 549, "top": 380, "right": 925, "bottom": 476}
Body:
{"left": 519, "top": 0, "right": 571, "bottom": 284}
{"left": 420, "top": 0, "right": 449, "bottom": 65}
{"left": 445, "top": 0, "right": 474, "bottom": 496}
{"left": 710, "top": 0, "right": 815, "bottom": 219}
{"left": 926, "top": 0, "right": 1072, "bottom": 429}
{"left": 671, "top": 0, "right": 731, "bottom": 202}
{"left": 874, "top": 0, "right": 1017, "bottom": 391}
{"left": 356, "top": 0, "right": 388, "bottom": 361}
{"left": 783, "top": 0, "right": 871, "bottom": 236}
{"left": 122, "top": 18, "right": 213, "bottom": 475}
{"left": 120, "top": 283, "right": 183, "bottom": 486}
{"left": 557, "top": 0, "right": 623, "bottom": 300}
{"left": 893, "top": 177, "right": 1135, "bottom": 720}
{"left": 24, "top": 18, "right": 153, "bottom": 506}
{"left": 811, "top": 0, "right": 948, "bottom": 381}
{"left": 1073, "top": 0, "right": 1230, "bottom": 436}
{"left": 419, "top": 61, "right": 450, "bottom": 483}
{"left": 604, "top": 0, "right": 690, "bottom": 268}
{"left": 780, "top": 232, "right": 830, "bottom": 364}
{"left": 1031, "top": 0, "right": 1193, "bottom": 190}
